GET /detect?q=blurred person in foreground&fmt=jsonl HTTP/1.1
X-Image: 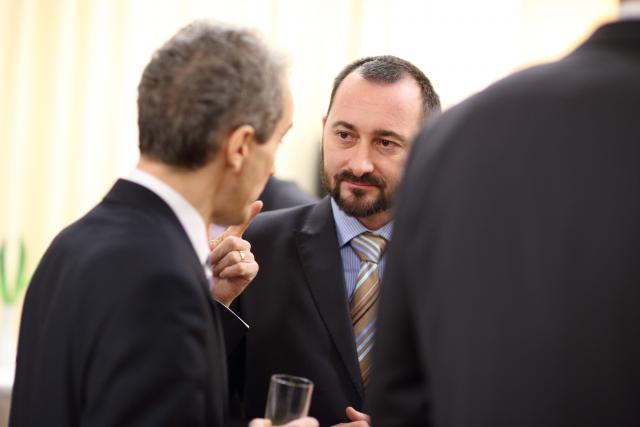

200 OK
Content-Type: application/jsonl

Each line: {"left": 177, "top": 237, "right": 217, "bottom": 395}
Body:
{"left": 10, "top": 20, "right": 316, "bottom": 427}
{"left": 369, "top": 1, "right": 640, "bottom": 426}
{"left": 234, "top": 55, "right": 440, "bottom": 426}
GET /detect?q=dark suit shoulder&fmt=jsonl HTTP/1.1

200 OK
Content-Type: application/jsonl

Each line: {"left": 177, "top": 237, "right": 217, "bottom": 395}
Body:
{"left": 34, "top": 199, "right": 203, "bottom": 314}
{"left": 70, "top": 197, "right": 192, "bottom": 257}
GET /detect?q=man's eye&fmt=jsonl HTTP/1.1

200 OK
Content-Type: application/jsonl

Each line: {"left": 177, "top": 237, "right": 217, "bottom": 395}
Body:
{"left": 338, "top": 131, "right": 350, "bottom": 140}
{"left": 380, "top": 139, "right": 394, "bottom": 147}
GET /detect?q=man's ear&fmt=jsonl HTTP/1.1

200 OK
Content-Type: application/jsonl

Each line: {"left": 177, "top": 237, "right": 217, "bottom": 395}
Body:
{"left": 224, "top": 124, "right": 255, "bottom": 172}
{"left": 322, "top": 115, "right": 327, "bottom": 127}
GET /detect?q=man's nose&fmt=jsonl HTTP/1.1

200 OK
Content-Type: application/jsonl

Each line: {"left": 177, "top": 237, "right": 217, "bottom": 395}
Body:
{"left": 348, "top": 142, "right": 374, "bottom": 177}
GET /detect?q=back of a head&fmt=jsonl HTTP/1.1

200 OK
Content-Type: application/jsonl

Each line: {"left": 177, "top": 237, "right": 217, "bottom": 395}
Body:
{"left": 327, "top": 55, "right": 441, "bottom": 118}
{"left": 137, "top": 20, "right": 287, "bottom": 169}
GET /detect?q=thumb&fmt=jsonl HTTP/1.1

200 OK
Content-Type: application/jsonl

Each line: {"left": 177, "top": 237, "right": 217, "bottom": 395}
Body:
{"left": 223, "top": 200, "right": 263, "bottom": 239}
{"left": 346, "top": 406, "right": 371, "bottom": 422}
{"left": 248, "top": 418, "right": 272, "bottom": 427}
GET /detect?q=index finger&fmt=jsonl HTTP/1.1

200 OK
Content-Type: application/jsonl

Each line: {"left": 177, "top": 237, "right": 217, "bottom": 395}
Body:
{"left": 222, "top": 200, "right": 263, "bottom": 239}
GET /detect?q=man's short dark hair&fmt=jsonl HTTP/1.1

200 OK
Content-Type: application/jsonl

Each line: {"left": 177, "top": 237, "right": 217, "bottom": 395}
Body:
{"left": 137, "top": 21, "right": 287, "bottom": 169}
{"left": 326, "top": 55, "right": 441, "bottom": 117}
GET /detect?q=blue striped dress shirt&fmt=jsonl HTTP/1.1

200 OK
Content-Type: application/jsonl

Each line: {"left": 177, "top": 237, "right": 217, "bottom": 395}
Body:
{"left": 330, "top": 198, "right": 394, "bottom": 300}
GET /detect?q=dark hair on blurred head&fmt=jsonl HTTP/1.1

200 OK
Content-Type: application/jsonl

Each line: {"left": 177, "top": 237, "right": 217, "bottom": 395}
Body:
{"left": 327, "top": 55, "right": 441, "bottom": 117}
{"left": 137, "top": 20, "right": 287, "bottom": 169}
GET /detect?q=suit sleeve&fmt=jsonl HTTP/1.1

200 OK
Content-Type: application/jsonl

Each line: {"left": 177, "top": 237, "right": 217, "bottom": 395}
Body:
{"left": 78, "top": 270, "right": 217, "bottom": 427}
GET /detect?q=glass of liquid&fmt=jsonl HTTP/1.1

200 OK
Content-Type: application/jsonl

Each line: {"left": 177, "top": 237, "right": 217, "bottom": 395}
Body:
{"left": 264, "top": 374, "right": 314, "bottom": 426}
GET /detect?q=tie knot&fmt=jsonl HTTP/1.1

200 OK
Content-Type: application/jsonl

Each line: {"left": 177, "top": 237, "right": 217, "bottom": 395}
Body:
{"left": 350, "top": 232, "right": 387, "bottom": 263}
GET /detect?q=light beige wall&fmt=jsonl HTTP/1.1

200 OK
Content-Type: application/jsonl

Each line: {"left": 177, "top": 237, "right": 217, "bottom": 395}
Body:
{"left": 0, "top": 0, "right": 618, "bottom": 362}
{"left": 519, "top": 0, "right": 617, "bottom": 68}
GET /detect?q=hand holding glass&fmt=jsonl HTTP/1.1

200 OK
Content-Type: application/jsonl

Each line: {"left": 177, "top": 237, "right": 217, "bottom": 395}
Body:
{"left": 264, "top": 374, "right": 314, "bottom": 426}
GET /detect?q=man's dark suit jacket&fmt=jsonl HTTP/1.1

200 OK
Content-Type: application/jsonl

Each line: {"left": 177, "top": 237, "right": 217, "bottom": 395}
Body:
{"left": 258, "top": 177, "right": 317, "bottom": 212}
{"left": 369, "top": 20, "right": 640, "bottom": 427}
{"left": 10, "top": 180, "right": 244, "bottom": 427}
{"left": 234, "top": 197, "right": 363, "bottom": 426}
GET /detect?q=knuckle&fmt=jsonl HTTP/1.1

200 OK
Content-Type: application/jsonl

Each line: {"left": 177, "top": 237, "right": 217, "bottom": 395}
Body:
{"left": 223, "top": 237, "right": 239, "bottom": 250}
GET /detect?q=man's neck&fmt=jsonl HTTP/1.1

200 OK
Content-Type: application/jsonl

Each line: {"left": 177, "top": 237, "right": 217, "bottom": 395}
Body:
{"left": 136, "top": 156, "right": 220, "bottom": 225}
{"left": 356, "top": 210, "right": 392, "bottom": 230}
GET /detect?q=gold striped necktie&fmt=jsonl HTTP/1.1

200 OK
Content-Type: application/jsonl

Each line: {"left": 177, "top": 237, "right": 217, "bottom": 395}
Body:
{"left": 349, "top": 232, "right": 387, "bottom": 390}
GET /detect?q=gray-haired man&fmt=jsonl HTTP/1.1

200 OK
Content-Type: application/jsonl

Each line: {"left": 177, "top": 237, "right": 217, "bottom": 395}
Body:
{"left": 11, "top": 21, "right": 315, "bottom": 427}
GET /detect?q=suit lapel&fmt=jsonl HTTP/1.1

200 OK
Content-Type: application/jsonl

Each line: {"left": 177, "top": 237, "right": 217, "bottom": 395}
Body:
{"left": 294, "top": 197, "right": 363, "bottom": 397}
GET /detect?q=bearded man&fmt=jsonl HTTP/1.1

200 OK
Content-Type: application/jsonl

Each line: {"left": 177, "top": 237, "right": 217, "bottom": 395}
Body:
{"left": 231, "top": 55, "right": 440, "bottom": 427}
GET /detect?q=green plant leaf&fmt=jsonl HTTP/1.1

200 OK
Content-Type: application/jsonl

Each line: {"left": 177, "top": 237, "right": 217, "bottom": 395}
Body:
{"left": 13, "top": 239, "right": 28, "bottom": 303}
{"left": 0, "top": 241, "right": 7, "bottom": 304}
{"left": 0, "top": 238, "right": 30, "bottom": 305}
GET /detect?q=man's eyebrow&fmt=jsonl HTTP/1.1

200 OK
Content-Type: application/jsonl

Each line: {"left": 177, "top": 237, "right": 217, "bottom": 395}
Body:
{"left": 331, "top": 120, "right": 355, "bottom": 130}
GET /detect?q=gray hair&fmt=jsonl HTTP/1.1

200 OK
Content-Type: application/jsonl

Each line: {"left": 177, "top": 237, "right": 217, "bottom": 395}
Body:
{"left": 137, "top": 20, "right": 287, "bottom": 169}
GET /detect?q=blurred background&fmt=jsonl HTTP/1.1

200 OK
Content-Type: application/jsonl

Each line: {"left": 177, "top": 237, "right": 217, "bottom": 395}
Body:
{"left": 0, "top": 0, "right": 618, "bottom": 420}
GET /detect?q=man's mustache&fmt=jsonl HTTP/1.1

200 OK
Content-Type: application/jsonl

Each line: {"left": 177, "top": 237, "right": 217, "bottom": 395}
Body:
{"left": 334, "top": 170, "right": 386, "bottom": 188}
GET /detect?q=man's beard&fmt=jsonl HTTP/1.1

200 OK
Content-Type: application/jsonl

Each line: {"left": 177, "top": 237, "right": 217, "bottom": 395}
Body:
{"left": 322, "top": 169, "right": 390, "bottom": 217}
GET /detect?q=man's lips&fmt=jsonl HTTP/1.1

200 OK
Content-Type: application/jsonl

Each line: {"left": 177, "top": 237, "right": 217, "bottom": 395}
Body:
{"left": 343, "top": 181, "right": 377, "bottom": 189}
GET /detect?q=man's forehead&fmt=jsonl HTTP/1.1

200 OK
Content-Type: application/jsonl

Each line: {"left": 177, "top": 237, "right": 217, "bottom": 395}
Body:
{"left": 327, "top": 78, "right": 423, "bottom": 137}
{"left": 331, "top": 73, "right": 422, "bottom": 114}
{"left": 335, "top": 71, "right": 421, "bottom": 99}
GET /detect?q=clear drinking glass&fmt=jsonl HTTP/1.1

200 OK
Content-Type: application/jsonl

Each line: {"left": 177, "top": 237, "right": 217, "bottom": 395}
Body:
{"left": 264, "top": 374, "right": 314, "bottom": 426}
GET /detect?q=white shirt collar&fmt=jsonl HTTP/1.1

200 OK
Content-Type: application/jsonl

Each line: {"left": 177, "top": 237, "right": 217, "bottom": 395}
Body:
{"left": 619, "top": 2, "right": 640, "bottom": 20}
{"left": 125, "top": 168, "right": 210, "bottom": 265}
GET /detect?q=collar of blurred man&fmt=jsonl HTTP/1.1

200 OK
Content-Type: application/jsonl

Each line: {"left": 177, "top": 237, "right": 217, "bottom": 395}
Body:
{"left": 619, "top": 0, "right": 640, "bottom": 19}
